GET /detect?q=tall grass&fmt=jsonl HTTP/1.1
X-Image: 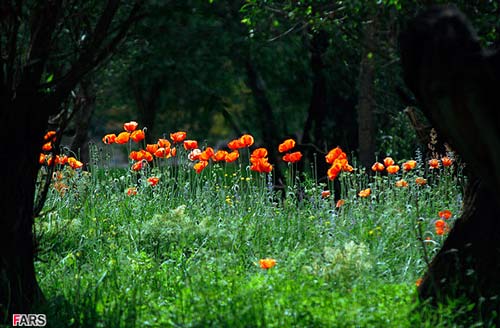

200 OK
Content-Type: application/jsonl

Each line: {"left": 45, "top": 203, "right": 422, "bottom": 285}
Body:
{"left": 32, "top": 141, "right": 478, "bottom": 327}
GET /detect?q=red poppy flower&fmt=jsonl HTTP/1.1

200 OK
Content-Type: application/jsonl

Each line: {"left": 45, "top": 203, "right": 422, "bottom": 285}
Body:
{"left": 283, "top": 151, "right": 302, "bottom": 163}
{"left": 213, "top": 150, "right": 228, "bottom": 162}
{"left": 44, "top": 130, "right": 57, "bottom": 141}
{"left": 358, "top": 188, "right": 371, "bottom": 198}
{"left": 225, "top": 150, "right": 239, "bottom": 163}
{"left": 154, "top": 147, "right": 170, "bottom": 158}
{"left": 441, "top": 156, "right": 453, "bottom": 167}
{"left": 336, "top": 199, "right": 345, "bottom": 208}
{"left": 386, "top": 165, "right": 400, "bottom": 174}
{"left": 42, "top": 142, "right": 52, "bottom": 152}
{"left": 383, "top": 157, "right": 395, "bottom": 167}
{"left": 102, "top": 134, "right": 117, "bottom": 144}
{"left": 147, "top": 177, "right": 160, "bottom": 186}
{"left": 170, "top": 131, "right": 187, "bottom": 143}
{"left": 39, "top": 153, "right": 46, "bottom": 164}
{"left": 124, "top": 121, "right": 138, "bottom": 132}
{"left": 67, "top": 157, "right": 83, "bottom": 169}
{"left": 115, "top": 132, "right": 130, "bottom": 144}
{"left": 251, "top": 148, "right": 268, "bottom": 159}
{"left": 429, "top": 159, "right": 440, "bottom": 169}
{"left": 239, "top": 134, "right": 254, "bottom": 147}
{"left": 146, "top": 144, "right": 159, "bottom": 154}
{"left": 199, "top": 147, "right": 215, "bottom": 161}
{"left": 325, "top": 147, "right": 346, "bottom": 164}
{"left": 228, "top": 139, "right": 245, "bottom": 150}
{"left": 321, "top": 190, "right": 331, "bottom": 199}
{"left": 402, "top": 160, "right": 417, "bottom": 171}
{"left": 130, "top": 130, "right": 145, "bottom": 143}
{"left": 278, "top": 139, "right": 296, "bottom": 153}
{"left": 188, "top": 149, "right": 202, "bottom": 161}
{"left": 129, "top": 151, "right": 143, "bottom": 161}
{"left": 131, "top": 161, "right": 144, "bottom": 171}
{"left": 157, "top": 138, "right": 171, "bottom": 149}
{"left": 438, "top": 210, "right": 452, "bottom": 220}
{"left": 55, "top": 155, "right": 68, "bottom": 165}
{"left": 127, "top": 187, "right": 137, "bottom": 196}
{"left": 327, "top": 163, "right": 342, "bottom": 180}
{"left": 371, "top": 162, "right": 385, "bottom": 172}
{"left": 250, "top": 157, "right": 272, "bottom": 173}
{"left": 259, "top": 258, "right": 276, "bottom": 269}
{"left": 183, "top": 140, "right": 198, "bottom": 150}
{"left": 395, "top": 179, "right": 408, "bottom": 187}
{"left": 415, "top": 177, "right": 427, "bottom": 186}
{"left": 194, "top": 160, "right": 209, "bottom": 173}
{"left": 171, "top": 147, "right": 177, "bottom": 157}
{"left": 435, "top": 219, "right": 449, "bottom": 235}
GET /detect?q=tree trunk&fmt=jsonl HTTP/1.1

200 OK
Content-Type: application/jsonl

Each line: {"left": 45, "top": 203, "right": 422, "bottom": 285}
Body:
{"left": 400, "top": 5, "right": 500, "bottom": 315}
{"left": 0, "top": 97, "right": 48, "bottom": 318}
{"left": 356, "top": 18, "right": 377, "bottom": 169}
{"left": 131, "top": 78, "right": 162, "bottom": 144}
{"left": 70, "top": 81, "right": 96, "bottom": 166}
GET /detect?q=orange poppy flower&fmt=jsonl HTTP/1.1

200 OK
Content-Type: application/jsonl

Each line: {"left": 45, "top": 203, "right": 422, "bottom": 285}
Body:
{"left": 188, "top": 149, "right": 202, "bottom": 161}
{"left": 102, "top": 134, "right": 117, "bottom": 144}
{"left": 386, "top": 165, "right": 400, "bottom": 174}
{"left": 194, "top": 160, "right": 209, "bottom": 173}
{"left": 383, "top": 157, "right": 395, "bottom": 167}
{"left": 327, "top": 163, "right": 342, "bottom": 180}
{"left": 343, "top": 164, "right": 354, "bottom": 172}
{"left": 336, "top": 199, "right": 345, "bottom": 208}
{"left": 46, "top": 156, "right": 55, "bottom": 166}
{"left": 183, "top": 140, "right": 198, "bottom": 150}
{"left": 170, "top": 131, "right": 187, "bottom": 143}
{"left": 250, "top": 157, "right": 272, "bottom": 173}
{"left": 371, "top": 162, "right": 385, "bottom": 172}
{"left": 213, "top": 150, "right": 229, "bottom": 162}
{"left": 239, "top": 134, "right": 255, "bottom": 147}
{"left": 358, "top": 188, "right": 371, "bottom": 198}
{"left": 225, "top": 150, "right": 239, "bottom": 163}
{"left": 67, "top": 157, "right": 83, "bottom": 169}
{"left": 115, "top": 132, "right": 130, "bottom": 144}
{"left": 44, "top": 130, "right": 57, "bottom": 141}
{"left": 402, "top": 160, "right": 417, "bottom": 171}
{"left": 283, "top": 151, "right": 302, "bottom": 163}
{"left": 199, "top": 147, "right": 215, "bottom": 161}
{"left": 321, "top": 190, "right": 331, "bottom": 199}
{"left": 157, "top": 138, "right": 171, "bottom": 149}
{"left": 154, "top": 147, "right": 170, "bottom": 158}
{"left": 228, "top": 139, "right": 245, "bottom": 150}
{"left": 395, "top": 179, "right": 408, "bottom": 188}
{"left": 130, "top": 130, "right": 145, "bottom": 143}
{"left": 251, "top": 148, "right": 268, "bottom": 159}
{"left": 55, "top": 155, "right": 68, "bottom": 165}
{"left": 171, "top": 147, "right": 177, "bottom": 157}
{"left": 415, "top": 278, "right": 423, "bottom": 287}
{"left": 42, "top": 142, "right": 52, "bottom": 152}
{"left": 438, "top": 210, "right": 452, "bottom": 220}
{"left": 147, "top": 177, "right": 160, "bottom": 186}
{"left": 129, "top": 151, "right": 143, "bottom": 161}
{"left": 415, "top": 177, "right": 427, "bottom": 186}
{"left": 146, "top": 144, "right": 159, "bottom": 154}
{"left": 278, "top": 139, "right": 296, "bottom": 153}
{"left": 429, "top": 159, "right": 440, "bottom": 169}
{"left": 123, "top": 121, "right": 138, "bottom": 132}
{"left": 435, "top": 219, "right": 449, "bottom": 235}
{"left": 259, "top": 258, "right": 276, "bottom": 269}
{"left": 142, "top": 150, "right": 153, "bottom": 162}
{"left": 325, "top": 147, "right": 346, "bottom": 164}
{"left": 131, "top": 161, "right": 144, "bottom": 171}
{"left": 441, "top": 156, "right": 453, "bottom": 167}
{"left": 39, "top": 153, "right": 47, "bottom": 164}
{"left": 127, "top": 187, "right": 137, "bottom": 196}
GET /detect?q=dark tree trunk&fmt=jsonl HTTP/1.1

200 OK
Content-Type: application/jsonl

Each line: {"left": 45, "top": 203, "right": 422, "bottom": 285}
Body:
{"left": 356, "top": 18, "right": 377, "bottom": 169}
{"left": 131, "top": 78, "right": 162, "bottom": 144}
{"left": 70, "top": 81, "right": 96, "bottom": 166}
{"left": 0, "top": 96, "right": 48, "bottom": 317}
{"left": 400, "top": 5, "right": 500, "bottom": 314}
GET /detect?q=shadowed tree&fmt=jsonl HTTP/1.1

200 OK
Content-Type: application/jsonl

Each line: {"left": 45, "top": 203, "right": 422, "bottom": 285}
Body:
{"left": 0, "top": 0, "right": 143, "bottom": 317}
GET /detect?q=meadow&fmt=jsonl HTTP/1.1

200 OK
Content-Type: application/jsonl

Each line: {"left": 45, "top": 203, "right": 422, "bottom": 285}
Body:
{"left": 34, "top": 124, "right": 476, "bottom": 327}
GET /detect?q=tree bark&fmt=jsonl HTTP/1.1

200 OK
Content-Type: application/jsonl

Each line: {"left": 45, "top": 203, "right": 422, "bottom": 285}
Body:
{"left": 400, "top": 5, "right": 500, "bottom": 314}
{"left": 131, "top": 78, "right": 162, "bottom": 144}
{"left": 70, "top": 80, "right": 96, "bottom": 167}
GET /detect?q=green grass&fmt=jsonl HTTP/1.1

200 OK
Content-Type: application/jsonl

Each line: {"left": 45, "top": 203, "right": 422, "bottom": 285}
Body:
{"left": 32, "top": 145, "right": 481, "bottom": 327}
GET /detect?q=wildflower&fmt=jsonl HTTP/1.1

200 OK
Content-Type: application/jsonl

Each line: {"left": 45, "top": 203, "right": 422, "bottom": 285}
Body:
{"left": 39, "top": 153, "right": 46, "bottom": 164}
{"left": 102, "top": 134, "right": 116, "bottom": 144}
{"left": 142, "top": 151, "right": 153, "bottom": 162}
{"left": 194, "top": 160, "right": 208, "bottom": 173}
{"left": 188, "top": 149, "right": 202, "bottom": 161}
{"left": 278, "top": 139, "right": 296, "bottom": 153}
{"left": 327, "top": 163, "right": 342, "bottom": 180}
{"left": 170, "top": 131, "right": 187, "bottom": 143}
{"left": 386, "top": 165, "right": 400, "bottom": 174}
{"left": 250, "top": 157, "right": 272, "bottom": 173}
{"left": 154, "top": 147, "right": 170, "bottom": 158}
{"left": 415, "top": 278, "right": 423, "bottom": 287}
{"left": 225, "top": 150, "right": 239, "bottom": 163}
{"left": 115, "top": 132, "right": 130, "bottom": 144}
{"left": 283, "top": 151, "right": 302, "bottom": 163}
{"left": 336, "top": 199, "right": 345, "bottom": 208}
{"left": 228, "top": 139, "right": 245, "bottom": 150}
{"left": 130, "top": 130, "right": 145, "bottom": 143}
{"left": 213, "top": 150, "right": 228, "bottom": 162}
{"left": 183, "top": 140, "right": 198, "bottom": 150}
{"left": 343, "top": 164, "right": 354, "bottom": 172}
{"left": 239, "top": 134, "right": 254, "bottom": 147}
{"left": 321, "top": 190, "right": 331, "bottom": 199}
{"left": 129, "top": 151, "right": 144, "bottom": 161}
{"left": 259, "top": 258, "right": 276, "bottom": 269}
{"left": 395, "top": 179, "right": 408, "bottom": 187}
{"left": 131, "top": 161, "right": 144, "bottom": 171}
{"left": 358, "top": 188, "right": 371, "bottom": 198}
{"left": 251, "top": 148, "right": 268, "bottom": 159}
{"left": 157, "top": 138, "right": 171, "bottom": 149}
{"left": 438, "top": 210, "right": 452, "bottom": 220}
{"left": 429, "top": 159, "right": 440, "bottom": 169}
{"left": 435, "top": 219, "right": 449, "bottom": 235}
{"left": 44, "top": 130, "right": 57, "bottom": 141}
{"left": 146, "top": 144, "right": 159, "bottom": 154}
{"left": 415, "top": 177, "right": 427, "bottom": 186}
{"left": 67, "top": 157, "right": 83, "bottom": 169}
{"left": 42, "top": 142, "right": 52, "bottom": 151}
{"left": 199, "top": 147, "right": 215, "bottom": 161}
{"left": 147, "top": 177, "right": 160, "bottom": 186}
{"left": 123, "top": 121, "right": 138, "bottom": 132}
{"left": 371, "top": 162, "right": 385, "bottom": 172}
{"left": 402, "top": 160, "right": 417, "bottom": 171}
{"left": 171, "top": 147, "right": 177, "bottom": 157}
{"left": 441, "top": 156, "right": 453, "bottom": 167}
{"left": 127, "top": 187, "right": 137, "bottom": 196}
{"left": 325, "top": 147, "right": 346, "bottom": 164}
{"left": 55, "top": 155, "right": 68, "bottom": 165}
{"left": 383, "top": 157, "right": 395, "bottom": 167}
